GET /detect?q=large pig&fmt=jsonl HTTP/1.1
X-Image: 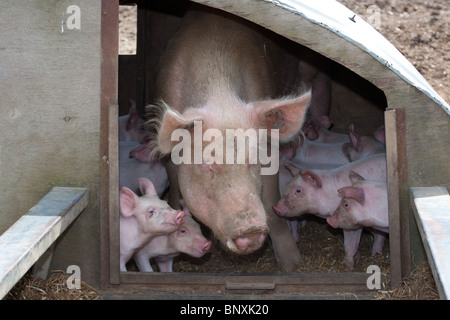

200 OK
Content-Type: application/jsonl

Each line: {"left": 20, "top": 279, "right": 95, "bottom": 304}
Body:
{"left": 327, "top": 173, "right": 388, "bottom": 234}
{"left": 134, "top": 212, "right": 212, "bottom": 272}
{"left": 119, "top": 178, "right": 185, "bottom": 271}
{"left": 273, "top": 154, "right": 387, "bottom": 269}
{"left": 148, "top": 6, "right": 310, "bottom": 269}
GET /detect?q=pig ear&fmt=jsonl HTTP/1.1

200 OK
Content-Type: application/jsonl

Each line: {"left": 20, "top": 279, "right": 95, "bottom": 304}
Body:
{"left": 373, "top": 125, "right": 386, "bottom": 145}
{"left": 251, "top": 91, "right": 311, "bottom": 142}
{"left": 130, "top": 144, "right": 151, "bottom": 163}
{"left": 349, "top": 171, "right": 365, "bottom": 184}
{"left": 155, "top": 102, "right": 203, "bottom": 154}
{"left": 338, "top": 186, "right": 365, "bottom": 204}
{"left": 119, "top": 186, "right": 138, "bottom": 217}
{"left": 300, "top": 169, "right": 322, "bottom": 188}
{"left": 138, "top": 178, "right": 158, "bottom": 197}
{"left": 348, "top": 124, "right": 361, "bottom": 151}
{"left": 284, "top": 160, "right": 301, "bottom": 177}
{"left": 126, "top": 101, "right": 139, "bottom": 131}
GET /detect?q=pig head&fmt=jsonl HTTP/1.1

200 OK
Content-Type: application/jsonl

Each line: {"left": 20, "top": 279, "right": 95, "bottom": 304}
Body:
{"left": 327, "top": 174, "right": 389, "bottom": 233}
{"left": 153, "top": 95, "right": 310, "bottom": 254}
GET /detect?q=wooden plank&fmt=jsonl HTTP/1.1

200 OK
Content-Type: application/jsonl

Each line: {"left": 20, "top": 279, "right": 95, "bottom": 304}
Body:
{"left": 385, "top": 108, "right": 410, "bottom": 287}
{"left": 109, "top": 104, "right": 120, "bottom": 285}
{"left": 116, "top": 272, "right": 384, "bottom": 297}
{"left": 100, "top": 0, "right": 119, "bottom": 288}
{"left": 0, "top": 187, "right": 89, "bottom": 299}
{"left": 410, "top": 187, "right": 450, "bottom": 300}
{"left": 31, "top": 242, "right": 56, "bottom": 280}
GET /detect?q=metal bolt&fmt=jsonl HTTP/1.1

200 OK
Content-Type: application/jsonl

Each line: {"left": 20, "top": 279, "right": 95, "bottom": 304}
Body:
{"left": 349, "top": 15, "right": 356, "bottom": 23}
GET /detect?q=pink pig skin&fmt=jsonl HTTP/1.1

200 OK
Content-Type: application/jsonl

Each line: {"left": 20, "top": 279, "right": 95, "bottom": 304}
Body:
{"left": 119, "top": 178, "right": 185, "bottom": 271}
{"left": 134, "top": 213, "right": 212, "bottom": 272}
{"left": 149, "top": 6, "right": 318, "bottom": 270}
{"left": 273, "top": 154, "right": 387, "bottom": 269}
{"left": 302, "top": 116, "right": 350, "bottom": 144}
{"left": 119, "top": 142, "right": 169, "bottom": 197}
{"left": 342, "top": 124, "right": 386, "bottom": 161}
{"left": 327, "top": 179, "right": 389, "bottom": 234}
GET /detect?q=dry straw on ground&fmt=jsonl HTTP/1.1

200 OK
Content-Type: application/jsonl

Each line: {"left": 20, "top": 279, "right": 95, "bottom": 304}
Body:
{"left": 5, "top": 270, "right": 102, "bottom": 300}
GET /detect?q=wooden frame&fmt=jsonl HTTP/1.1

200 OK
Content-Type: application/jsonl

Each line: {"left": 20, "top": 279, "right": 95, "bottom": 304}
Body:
{"left": 99, "top": 0, "right": 423, "bottom": 296}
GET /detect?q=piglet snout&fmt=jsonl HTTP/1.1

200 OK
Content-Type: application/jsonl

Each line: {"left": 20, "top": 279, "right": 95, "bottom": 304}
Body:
{"left": 202, "top": 241, "right": 212, "bottom": 253}
{"left": 272, "top": 205, "right": 289, "bottom": 217}
{"left": 326, "top": 216, "right": 338, "bottom": 229}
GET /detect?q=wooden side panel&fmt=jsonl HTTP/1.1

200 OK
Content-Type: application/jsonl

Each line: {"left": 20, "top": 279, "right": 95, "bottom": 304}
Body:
{"left": 0, "top": 0, "right": 102, "bottom": 286}
{"left": 385, "top": 108, "right": 411, "bottom": 287}
{"left": 411, "top": 187, "right": 450, "bottom": 300}
{"left": 100, "top": 0, "right": 119, "bottom": 287}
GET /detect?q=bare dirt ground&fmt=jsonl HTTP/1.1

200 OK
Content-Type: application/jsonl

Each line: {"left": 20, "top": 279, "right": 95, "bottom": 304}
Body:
{"left": 337, "top": 0, "right": 449, "bottom": 104}
{"left": 8, "top": 0, "right": 446, "bottom": 300}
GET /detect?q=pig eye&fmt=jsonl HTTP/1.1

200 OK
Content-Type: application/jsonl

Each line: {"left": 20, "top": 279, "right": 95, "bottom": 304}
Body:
{"left": 179, "top": 228, "right": 187, "bottom": 234}
{"left": 147, "top": 209, "right": 155, "bottom": 215}
{"left": 295, "top": 188, "right": 302, "bottom": 194}
{"left": 343, "top": 202, "right": 349, "bottom": 208}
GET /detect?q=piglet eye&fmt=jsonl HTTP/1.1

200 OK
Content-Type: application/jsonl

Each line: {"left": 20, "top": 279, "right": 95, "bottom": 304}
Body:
{"left": 148, "top": 209, "right": 155, "bottom": 215}
{"left": 343, "top": 202, "right": 349, "bottom": 208}
{"left": 179, "top": 228, "right": 187, "bottom": 234}
{"left": 296, "top": 189, "right": 301, "bottom": 194}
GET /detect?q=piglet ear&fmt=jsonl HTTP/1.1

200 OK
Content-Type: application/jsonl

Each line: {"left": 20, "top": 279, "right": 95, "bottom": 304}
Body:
{"left": 373, "top": 125, "right": 386, "bottom": 145}
{"left": 284, "top": 160, "right": 301, "bottom": 177}
{"left": 129, "top": 144, "right": 151, "bottom": 163}
{"left": 348, "top": 124, "right": 361, "bottom": 152}
{"left": 300, "top": 169, "right": 322, "bottom": 188}
{"left": 251, "top": 91, "right": 311, "bottom": 142}
{"left": 119, "top": 186, "right": 138, "bottom": 217}
{"left": 349, "top": 171, "right": 365, "bottom": 184}
{"left": 138, "top": 178, "right": 157, "bottom": 197}
{"left": 338, "top": 186, "right": 365, "bottom": 204}
{"left": 126, "top": 100, "right": 139, "bottom": 131}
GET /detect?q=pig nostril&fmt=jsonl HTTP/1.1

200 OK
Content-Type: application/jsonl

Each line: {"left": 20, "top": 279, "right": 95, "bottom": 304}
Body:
{"left": 234, "top": 231, "right": 267, "bottom": 252}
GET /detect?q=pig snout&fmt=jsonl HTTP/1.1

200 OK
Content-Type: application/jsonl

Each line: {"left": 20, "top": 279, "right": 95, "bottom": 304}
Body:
{"left": 203, "top": 242, "right": 212, "bottom": 253}
{"left": 272, "top": 200, "right": 290, "bottom": 217}
{"left": 326, "top": 216, "right": 339, "bottom": 229}
{"left": 201, "top": 241, "right": 212, "bottom": 254}
{"left": 231, "top": 227, "right": 268, "bottom": 253}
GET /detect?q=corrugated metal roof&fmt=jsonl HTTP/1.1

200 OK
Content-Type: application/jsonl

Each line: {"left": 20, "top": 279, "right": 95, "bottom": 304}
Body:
{"left": 265, "top": 0, "right": 450, "bottom": 115}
